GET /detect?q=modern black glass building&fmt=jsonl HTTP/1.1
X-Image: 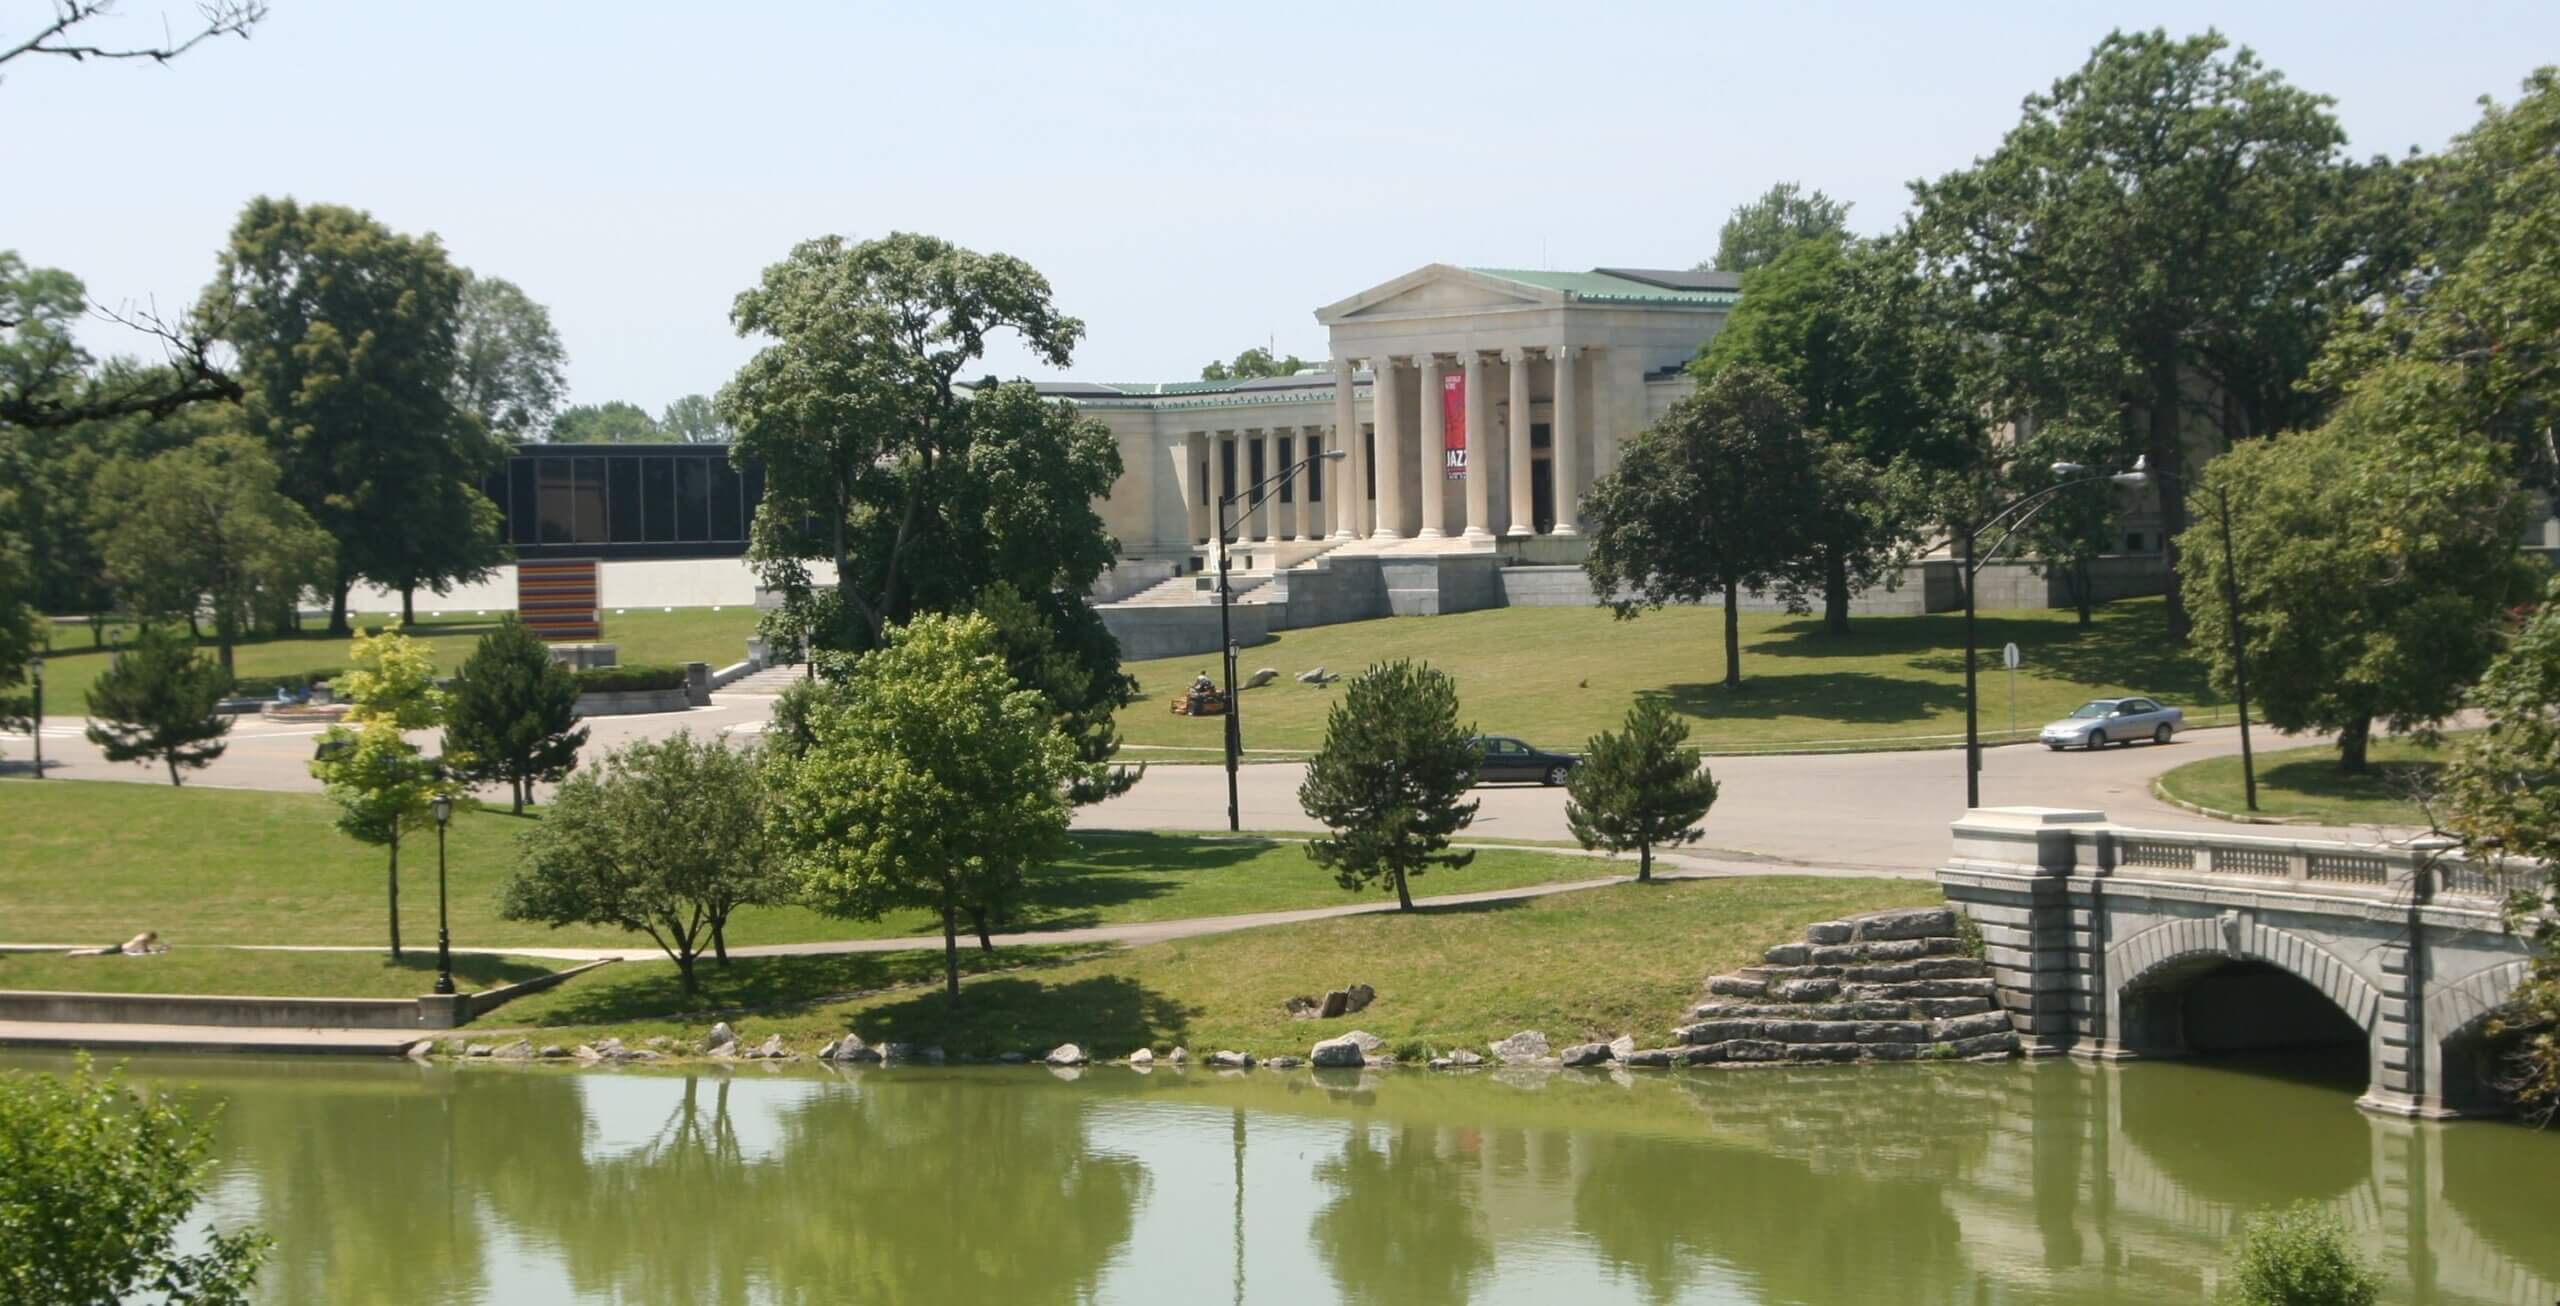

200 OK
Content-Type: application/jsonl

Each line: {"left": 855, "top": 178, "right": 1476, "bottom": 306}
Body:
{"left": 481, "top": 443, "right": 764, "bottom": 561}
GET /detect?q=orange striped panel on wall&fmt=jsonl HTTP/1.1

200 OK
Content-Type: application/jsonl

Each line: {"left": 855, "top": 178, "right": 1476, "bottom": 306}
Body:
{"left": 517, "top": 559, "right": 601, "bottom": 641}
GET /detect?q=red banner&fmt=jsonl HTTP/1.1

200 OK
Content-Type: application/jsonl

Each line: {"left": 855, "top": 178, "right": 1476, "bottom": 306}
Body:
{"left": 1441, "top": 371, "right": 1467, "bottom": 479}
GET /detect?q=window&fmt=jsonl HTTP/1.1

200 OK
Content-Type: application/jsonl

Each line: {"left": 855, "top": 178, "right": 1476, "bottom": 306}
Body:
{"left": 675, "top": 458, "right": 711, "bottom": 542}
{"left": 642, "top": 458, "right": 676, "bottom": 543}
{"left": 710, "top": 460, "right": 745, "bottom": 540}
{"left": 536, "top": 457, "right": 575, "bottom": 544}
{"left": 1531, "top": 421, "right": 1552, "bottom": 450}
{"left": 508, "top": 459, "right": 538, "bottom": 545}
{"left": 608, "top": 459, "right": 643, "bottom": 544}
{"left": 1277, "top": 437, "right": 1294, "bottom": 502}
{"left": 572, "top": 457, "right": 608, "bottom": 544}
{"left": 2125, "top": 532, "right": 2147, "bottom": 553}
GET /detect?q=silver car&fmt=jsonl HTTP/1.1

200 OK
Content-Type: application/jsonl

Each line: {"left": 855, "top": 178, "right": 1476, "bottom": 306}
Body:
{"left": 2040, "top": 697, "right": 2183, "bottom": 750}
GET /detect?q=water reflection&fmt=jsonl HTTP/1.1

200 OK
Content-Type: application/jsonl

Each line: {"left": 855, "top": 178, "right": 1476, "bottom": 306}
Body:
{"left": 7, "top": 1051, "right": 2554, "bottom": 1306}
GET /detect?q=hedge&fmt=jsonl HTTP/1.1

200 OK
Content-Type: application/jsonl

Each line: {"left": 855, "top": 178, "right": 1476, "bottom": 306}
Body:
{"left": 229, "top": 668, "right": 341, "bottom": 697}
{"left": 573, "top": 664, "right": 688, "bottom": 694}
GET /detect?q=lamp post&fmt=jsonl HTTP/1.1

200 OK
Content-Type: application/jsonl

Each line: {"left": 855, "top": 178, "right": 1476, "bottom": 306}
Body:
{"left": 27, "top": 655, "right": 41, "bottom": 781}
{"left": 2113, "top": 455, "right": 2258, "bottom": 810}
{"left": 1216, "top": 445, "right": 1348, "bottom": 832}
{"left": 1955, "top": 463, "right": 2125, "bottom": 809}
{"left": 430, "top": 793, "right": 455, "bottom": 995}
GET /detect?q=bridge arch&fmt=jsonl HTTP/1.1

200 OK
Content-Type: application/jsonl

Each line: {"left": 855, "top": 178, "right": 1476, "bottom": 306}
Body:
{"left": 2106, "top": 914, "right": 2384, "bottom": 1074}
{"left": 2427, "top": 960, "right": 2533, "bottom": 1116}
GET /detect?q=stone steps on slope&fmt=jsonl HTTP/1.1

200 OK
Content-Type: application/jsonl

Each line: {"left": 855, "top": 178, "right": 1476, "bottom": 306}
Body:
{"left": 1675, "top": 1010, "right": 2014, "bottom": 1049}
{"left": 1685, "top": 995, "right": 1995, "bottom": 1023}
{"left": 1761, "top": 936, "right": 1966, "bottom": 966}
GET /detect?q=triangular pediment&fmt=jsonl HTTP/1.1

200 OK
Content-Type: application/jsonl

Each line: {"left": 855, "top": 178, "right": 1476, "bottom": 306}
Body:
{"left": 1315, "top": 264, "right": 1555, "bottom": 325}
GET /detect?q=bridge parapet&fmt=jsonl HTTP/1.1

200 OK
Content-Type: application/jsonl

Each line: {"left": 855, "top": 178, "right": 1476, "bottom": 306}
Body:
{"left": 1937, "top": 807, "right": 2545, "bottom": 1119}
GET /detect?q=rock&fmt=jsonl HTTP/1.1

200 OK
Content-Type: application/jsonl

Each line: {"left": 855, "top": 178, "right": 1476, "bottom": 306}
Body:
{"left": 1608, "top": 1035, "right": 1636, "bottom": 1061}
{"left": 492, "top": 1039, "right": 534, "bottom": 1060}
{"left": 1265, "top": 1055, "right": 1304, "bottom": 1069}
{"left": 1343, "top": 983, "right": 1375, "bottom": 1014}
{"left": 833, "top": 1035, "right": 881, "bottom": 1063}
{"left": 624, "top": 1049, "right": 664, "bottom": 1062}
{"left": 1932, "top": 1011, "right": 2015, "bottom": 1041}
{"left": 1245, "top": 667, "right": 1278, "bottom": 689}
{"left": 1558, "top": 1042, "right": 1612, "bottom": 1068}
{"left": 1206, "top": 1050, "right": 1254, "bottom": 1069}
{"left": 1442, "top": 1049, "right": 1485, "bottom": 1068}
{"left": 704, "top": 1021, "right": 737, "bottom": 1052}
{"left": 644, "top": 1036, "right": 673, "bottom": 1050}
{"left": 746, "top": 1034, "right": 785, "bottom": 1060}
{"left": 1318, "top": 989, "right": 1350, "bottom": 1019}
{"left": 1804, "top": 921, "right": 1855, "bottom": 945}
{"left": 1310, "top": 1035, "right": 1366, "bottom": 1068}
{"left": 1428, "top": 1057, "right": 1452, "bottom": 1070}
{"left": 817, "top": 1039, "right": 840, "bottom": 1060}
{"left": 573, "top": 1044, "right": 604, "bottom": 1061}
{"left": 593, "top": 1038, "right": 627, "bottom": 1059}
{"left": 1773, "top": 977, "right": 1842, "bottom": 1002}
{"left": 878, "top": 1042, "right": 919, "bottom": 1063}
{"left": 464, "top": 1043, "right": 495, "bottom": 1058}
{"left": 1128, "top": 1048, "right": 1154, "bottom": 1066}
{"left": 1489, "top": 1031, "right": 1550, "bottom": 1065}
{"left": 1294, "top": 666, "right": 1329, "bottom": 684}
{"left": 997, "top": 1050, "right": 1028, "bottom": 1064}
{"left": 1045, "top": 1043, "right": 1088, "bottom": 1067}
{"left": 537, "top": 1044, "right": 569, "bottom": 1059}
{"left": 1762, "top": 943, "right": 1812, "bottom": 965}
{"left": 1706, "top": 975, "right": 1767, "bottom": 998}
{"left": 1621, "top": 1048, "right": 1680, "bottom": 1068}
{"left": 1846, "top": 906, "right": 1958, "bottom": 941}
{"left": 1339, "top": 1029, "right": 1384, "bottom": 1054}
{"left": 403, "top": 1039, "right": 435, "bottom": 1060}
{"left": 1167, "top": 1046, "right": 1189, "bottom": 1064}
{"left": 1283, "top": 994, "right": 1321, "bottom": 1019}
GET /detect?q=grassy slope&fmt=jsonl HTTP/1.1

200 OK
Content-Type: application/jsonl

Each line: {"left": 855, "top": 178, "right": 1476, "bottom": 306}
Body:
{"left": 0, "top": 948, "right": 558, "bottom": 998}
{"left": 0, "top": 782, "right": 1613, "bottom": 950}
{"left": 505, "top": 875, "right": 1935, "bottom": 1060}
{"left": 32, "top": 607, "right": 758, "bottom": 716}
{"left": 2153, "top": 735, "right": 2455, "bottom": 827}
{"left": 1115, "top": 597, "right": 2224, "bottom": 756}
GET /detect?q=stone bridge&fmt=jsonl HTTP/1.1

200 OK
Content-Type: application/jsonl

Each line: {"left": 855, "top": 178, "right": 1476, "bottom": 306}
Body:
{"left": 1937, "top": 808, "right": 2545, "bottom": 1118}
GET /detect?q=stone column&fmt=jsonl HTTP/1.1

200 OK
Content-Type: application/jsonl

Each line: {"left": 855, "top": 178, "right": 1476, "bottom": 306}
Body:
{"left": 1552, "top": 345, "right": 1580, "bottom": 536}
{"left": 1371, "top": 359, "right": 1404, "bottom": 540}
{"left": 1461, "top": 352, "right": 1493, "bottom": 539}
{"left": 1181, "top": 432, "right": 1209, "bottom": 546}
{"left": 1214, "top": 431, "right": 1236, "bottom": 569}
{"left": 1330, "top": 361, "right": 1359, "bottom": 539}
{"left": 1290, "top": 428, "right": 1316, "bottom": 540}
{"left": 1504, "top": 347, "right": 1534, "bottom": 537}
{"left": 1415, "top": 354, "right": 1446, "bottom": 539}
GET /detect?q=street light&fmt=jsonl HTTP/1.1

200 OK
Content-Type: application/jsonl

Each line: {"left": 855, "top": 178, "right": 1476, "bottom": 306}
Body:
{"left": 27, "top": 655, "right": 41, "bottom": 781}
{"left": 2113, "top": 455, "right": 2259, "bottom": 811}
{"left": 430, "top": 793, "right": 455, "bottom": 996}
{"left": 1217, "top": 445, "right": 1349, "bottom": 832}
{"left": 1954, "top": 462, "right": 2115, "bottom": 809}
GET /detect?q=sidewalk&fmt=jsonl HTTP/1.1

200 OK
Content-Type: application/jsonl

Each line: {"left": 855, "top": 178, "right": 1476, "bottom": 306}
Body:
{"left": 0, "top": 1019, "right": 424, "bottom": 1056}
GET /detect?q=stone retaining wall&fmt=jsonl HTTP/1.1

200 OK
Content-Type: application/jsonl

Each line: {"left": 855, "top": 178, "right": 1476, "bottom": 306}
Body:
{"left": 0, "top": 958, "right": 617, "bottom": 1032}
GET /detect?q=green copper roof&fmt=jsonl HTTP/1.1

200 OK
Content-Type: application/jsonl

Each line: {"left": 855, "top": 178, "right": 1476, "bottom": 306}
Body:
{"left": 1468, "top": 267, "right": 1739, "bottom": 306}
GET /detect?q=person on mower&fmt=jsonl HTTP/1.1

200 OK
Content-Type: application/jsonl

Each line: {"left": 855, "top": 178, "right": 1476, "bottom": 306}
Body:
{"left": 1188, "top": 671, "right": 1215, "bottom": 715}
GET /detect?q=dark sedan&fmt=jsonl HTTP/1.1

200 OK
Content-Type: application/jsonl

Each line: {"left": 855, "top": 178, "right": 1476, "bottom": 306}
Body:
{"left": 1471, "top": 736, "right": 1578, "bottom": 786}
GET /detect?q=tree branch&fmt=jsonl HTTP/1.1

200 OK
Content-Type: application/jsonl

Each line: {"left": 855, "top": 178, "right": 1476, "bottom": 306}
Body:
{"left": 1, "top": 1, "right": 266, "bottom": 73}
{"left": 0, "top": 300, "right": 242, "bottom": 428}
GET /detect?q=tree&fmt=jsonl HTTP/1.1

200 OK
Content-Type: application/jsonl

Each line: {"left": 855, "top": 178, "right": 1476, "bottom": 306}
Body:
{"left": 1695, "top": 233, "right": 1980, "bottom": 632}
{"left": 1566, "top": 699, "right": 1720, "bottom": 882}
{"left": 89, "top": 434, "right": 332, "bottom": 675}
{"left": 310, "top": 625, "right": 446, "bottom": 958}
{"left": 1200, "top": 347, "right": 1310, "bottom": 381}
{"left": 658, "top": 393, "right": 729, "bottom": 444}
{"left": 442, "top": 616, "right": 588, "bottom": 815}
{"left": 503, "top": 731, "right": 786, "bottom": 993}
{"left": 1, "top": 2, "right": 263, "bottom": 77}
{"left": 549, "top": 400, "right": 666, "bottom": 444}
{"left": 720, "top": 231, "right": 1085, "bottom": 653}
{"left": 1909, "top": 30, "right": 2363, "bottom": 638}
{"left": 2220, "top": 1202, "right": 2380, "bottom": 1306}
{"left": 203, "top": 197, "right": 502, "bottom": 634}
{"left": 2443, "top": 575, "right": 2560, "bottom": 1112}
{"left": 450, "top": 272, "right": 568, "bottom": 443}
{"left": 0, "top": 1055, "right": 268, "bottom": 1306}
{"left": 1707, "top": 182, "right": 1851, "bottom": 274}
{"left": 1297, "top": 659, "right": 1481, "bottom": 912}
{"left": 764, "top": 613, "right": 1085, "bottom": 1008}
{"left": 81, "top": 623, "right": 231, "bottom": 785}
{"left": 1581, "top": 365, "right": 1827, "bottom": 687}
{"left": 2177, "top": 363, "right": 2532, "bottom": 774}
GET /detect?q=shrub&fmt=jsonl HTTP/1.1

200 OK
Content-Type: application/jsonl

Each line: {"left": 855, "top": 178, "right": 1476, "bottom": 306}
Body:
{"left": 572, "top": 663, "right": 688, "bottom": 694}
{"left": 2221, "top": 1203, "right": 2380, "bottom": 1306}
{"left": 229, "top": 668, "right": 340, "bottom": 697}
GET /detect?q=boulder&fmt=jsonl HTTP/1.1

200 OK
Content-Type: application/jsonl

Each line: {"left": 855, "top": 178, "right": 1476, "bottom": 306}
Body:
{"left": 1310, "top": 1035, "right": 1366, "bottom": 1068}
{"left": 1338, "top": 1029, "right": 1384, "bottom": 1054}
{"left": 464, "top": 1043, "right": 495, "bottom": 1058}
{"left": 1804, "top": 921, "right": 1854, "bottom": 945}
{"left": 878, "top": 1042, "right": 919, "bottom": 1063}
{"left": 1558, "top": 1042, "right": 1613, "bottom": 1068}
{"left": 1442, "top": 1049, "right": 1485, "bottom": 1068}
{"left": 537, "top": 1045, "right": 569, "bottom": 1059}
{"left": 1846, "top": 906, "right": 1958, "bottom": 941}
{"left": 1344, "top": 983, "right": 1375, "bottom": 1014}
{"left": 644, "top": 1036, "right": 673, "bottom": 1050}
{"left": 403, "top": 1039, "right": 435, "bottom": 1060}
{"left": 1265, "top": 1055, "right": 1304, "bottom": 1069}
{"left": 492, "top": 1039, "right": 534, "bottom": 1060}
{"left": 573, "top": 1044, "right": 604, "bottom": 1062}
{"left": 1489, "top": 1031, "right": 1550, "bottom": 1064}
{"left": 1167, "top": 1046, "right": 1189, "bottom": 1064}
{"left": 1761, "top": 943, "right": 1812, "bottom": 965}
{"left": 1045, "top": 1043, "right": 1088, "bottom": 1067}
{"left": 592, "top": 1038, "right": 628, "bottom": 1060}
{"left": 1128, "top": 1048, "right": 1154, "bottom": 1066}
{"left": 1318, "top": 990, "right": 1350, "bottom": 1019}
{"left": 1244, "top": 667, "right": 1278, "bottom": 689}
{"left": 1621, "top": 1048, "right": 1680, "bottom": 1068}
{"left": 704, "top": 1021, "right": 737, "bottom": 1053}
{"left": 1608, "top": 1035, "right": 1636, "bottom": 1062}
{"left": 750, "top": 1034, "right": 787, "bottom": 1060}
{"left": 1206, "top": 1050, "right": 1254, "bottom": 1069}
{"left": 1282, "top": 995, "right": 1321, "bottom": 1019}
{"left": 1294, "top": 666, "right": 1329, "bottom": 684}
{"left": 833, "top": 1035, "right": 881, "bottom": 1063}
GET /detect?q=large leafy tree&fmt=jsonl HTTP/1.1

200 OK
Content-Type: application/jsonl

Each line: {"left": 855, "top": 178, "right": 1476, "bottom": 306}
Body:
{"left": 549, "top": 400, "right": 666, "bottom": 444}
{"left": 1908, "top": 30, "right": 2367, "bottom": 638}
{"left": 764, "top": 613, "right": 1085, "bottom": 1008}
{"left": 1696, "top": 234, "right": 1979, "bottom": 632}
{"left": 442, "top": 617, "right": 588, "bottom": 815}
{"left": 450, "top": 272, "right": 568, "bottom": 443}
{"left": 90, "top": 434, "right": 333, "bottom": 675}
{"left": 658, "top": 392, "right": 728, "bottom": 444}
{"left": 1199, "top": 347, "right": 1310, "bottom": 381}
{"left": 504, "top": 731, "right": 787, "bottom": 993}
{"left": 1706, "top": 181, "right": 1851, "bottom": 274}
{"left": 202, "top": 197, "right": 503, "bottom": 634}
{"left": 2177, "top": 362, "right": 2533, "bottom": 774}
{"left": 1298, "top": 659, "right": 1481, "bottom": 912}
{"left": 0, "top": 1055, "right": 269, "bottom": 1306}
{"left": 310, "top": 625, "right": 447, "bottom": 958}
{"left": 1566, "top": 699, "right": 1720, "bottom": 882}
{"left": 82, "top": 624, "right": 232, "bottom": 785}
{"left": 1581, "top": 365, "right": 1827, "bottom": 687}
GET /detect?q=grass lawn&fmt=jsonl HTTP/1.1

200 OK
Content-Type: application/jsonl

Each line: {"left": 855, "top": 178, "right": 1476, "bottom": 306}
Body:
{"left": 2153, "top": 734, "right": 2457, "bottom": 827}
{"left": 507, "top": 875, "right": 1936, "bottom": 1059}
{"left": 0, "top": 781, "right": 1615, "bottom": 951}
{"left": 1115, "top": 597, "right": 2226, "bottom": 756}
{"left": 31, "top": 606, "right": 758, "bottom": 716}
{"left": 0, "top": 947, "right": 558, "bottom": 998}
{"left": 492, "top": 945, "right": 1103, "bottom": 1031}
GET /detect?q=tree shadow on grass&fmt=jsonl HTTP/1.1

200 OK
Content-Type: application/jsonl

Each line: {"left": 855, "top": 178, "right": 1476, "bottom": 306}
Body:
{"left": 1001, "top": 832, "right": 1276, "bottom": 932}
{"left": 1747, "top": 602, "right": 2220, "bottom": 705}
{"left": 2253, "top": 757, "right": 2444, "bottom": 810}
{"left": 843, "top": 974, "right": 1205, "bottom": 1058}
{"left": 1638, "top": 672, "right": 1966, "bottom": 728}
{"left": 508, "top": 947, "right": 1093, "bottom": 1028}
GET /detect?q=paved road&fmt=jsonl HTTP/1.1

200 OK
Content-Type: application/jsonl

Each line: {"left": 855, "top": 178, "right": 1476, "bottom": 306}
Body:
{"left": 7, "top": 681, "right": 2413, "bottom": 872}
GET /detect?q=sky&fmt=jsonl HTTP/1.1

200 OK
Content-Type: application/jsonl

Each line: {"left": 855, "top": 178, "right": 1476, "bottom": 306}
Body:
{"left": 7, "top": 1, "right": 2557, "bottom": 418}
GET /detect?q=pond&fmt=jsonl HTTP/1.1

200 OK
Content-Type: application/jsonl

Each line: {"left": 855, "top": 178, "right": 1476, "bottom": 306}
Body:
{"left": 8, "top": 1051, "right": 2556, "bottom": 1305}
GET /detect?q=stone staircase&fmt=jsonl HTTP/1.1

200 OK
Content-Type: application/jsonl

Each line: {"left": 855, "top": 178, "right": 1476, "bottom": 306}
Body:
{"left": 1114, "top": 570, "right": 1280, "bottom": 607}
{"left": 1659, "top": 906, "right": 2021, "bottom": 1066}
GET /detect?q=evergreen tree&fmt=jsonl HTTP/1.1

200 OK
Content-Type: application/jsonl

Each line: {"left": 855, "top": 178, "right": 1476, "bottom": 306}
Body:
{"left": 82, "top": 625, "right": 233, "bottom": 786}
{"left": 1298, "top": 660, "right": 1481, "bottom": 911}
{"left": 443, "top": 618, "right": 588, "bottom": 814}
{"left": 1565, "top": 699, "right": 1720, "bottom": 882}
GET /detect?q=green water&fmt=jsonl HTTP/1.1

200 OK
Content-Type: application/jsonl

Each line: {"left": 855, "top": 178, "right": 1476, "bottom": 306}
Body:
{"left": 7, "top": 1051, "right": 2555, "bottom": 1305}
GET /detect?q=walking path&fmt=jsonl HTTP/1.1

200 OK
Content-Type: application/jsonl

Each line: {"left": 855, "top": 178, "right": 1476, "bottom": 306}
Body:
{"left": 0, "top": 1019, "right": 422, "bottom": 1056}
